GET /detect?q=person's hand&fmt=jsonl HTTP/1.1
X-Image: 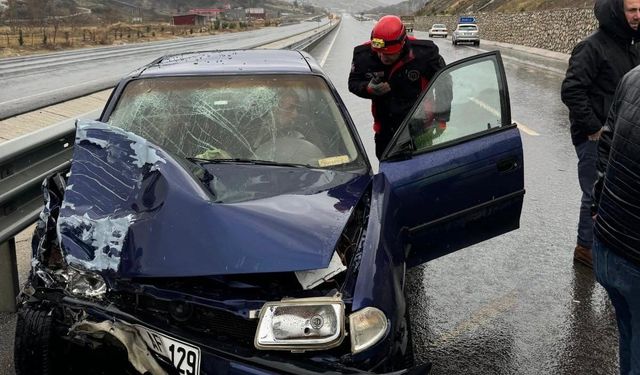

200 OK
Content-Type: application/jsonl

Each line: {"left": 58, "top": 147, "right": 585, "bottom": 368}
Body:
{"left": 367, "top": 79, "right": 391, "bottom": 96}
{"left": 588, "top": 128, "right": 603, "bottom": 141}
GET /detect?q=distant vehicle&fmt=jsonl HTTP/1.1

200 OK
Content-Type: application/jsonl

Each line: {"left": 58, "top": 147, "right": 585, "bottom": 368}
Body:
{"left": 428, "top": 23, "right": 448, "bottom": 38}
{"left": 400, "top": 15, "right": 415, "bottom": 33}
{"left": 452, "top": 23, "right": 480, "bottom": 46}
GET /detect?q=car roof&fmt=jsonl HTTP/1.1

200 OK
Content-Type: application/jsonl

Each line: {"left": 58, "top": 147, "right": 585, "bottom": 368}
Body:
{"left": 457, "top": 23, "right": 478, "bottom": 27}
{"left": 135, "top": 49, "right": 322, "bottom": 77}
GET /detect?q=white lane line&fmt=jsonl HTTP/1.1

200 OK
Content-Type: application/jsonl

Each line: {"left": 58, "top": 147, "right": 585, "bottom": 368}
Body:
{"left": 433, "top": 291, "right": 518, "bottom": 346}
{"left": 514, "top": 121, "right": 540, "bottom": 136}
{"left": 469, "top": 97, "right": 539, "bottom": 136}
{"left": 320, "top": 21, "right": 342, "bottom": 67}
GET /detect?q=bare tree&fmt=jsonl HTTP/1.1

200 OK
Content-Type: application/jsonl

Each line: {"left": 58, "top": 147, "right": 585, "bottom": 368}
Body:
{"left": 5, "top": 0, "right": 19, "bottom": 31}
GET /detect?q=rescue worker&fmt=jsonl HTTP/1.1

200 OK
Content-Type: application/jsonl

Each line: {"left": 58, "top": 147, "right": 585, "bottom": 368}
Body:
{"left": 349, "top": 15, "right": 448, "bottom": 159}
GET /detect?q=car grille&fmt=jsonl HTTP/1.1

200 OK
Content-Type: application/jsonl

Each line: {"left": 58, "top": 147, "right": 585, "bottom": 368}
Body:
{"left": 117, "top": 292, "right": 258, "bottom": 346}
{"left": 189, "top": 305, "right": 258, "bottom": 343}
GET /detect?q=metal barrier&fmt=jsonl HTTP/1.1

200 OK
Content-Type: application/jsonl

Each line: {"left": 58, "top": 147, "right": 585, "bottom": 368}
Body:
{"left": 0, "top": 20, "right": 339, "bottom": 312}
{"left": 0, "top": 118, "right": 76, "bottom": 311}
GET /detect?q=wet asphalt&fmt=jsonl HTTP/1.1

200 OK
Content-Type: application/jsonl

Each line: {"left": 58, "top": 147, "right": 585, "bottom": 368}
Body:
{"left": 0, "top": 15, "right": 619, "bottom": 375}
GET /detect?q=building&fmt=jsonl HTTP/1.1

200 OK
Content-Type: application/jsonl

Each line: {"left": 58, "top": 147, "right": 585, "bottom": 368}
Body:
{"left": 188, "top": 8, "right": 224, "bottom": 18}
{"left": 172, "top": 14, "right": 208, "bottom": 26}
{"left": 246, "top": 8, "right": 266, "bottom": 20}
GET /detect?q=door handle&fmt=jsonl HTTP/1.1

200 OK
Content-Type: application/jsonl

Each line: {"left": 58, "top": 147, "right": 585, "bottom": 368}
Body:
{"left": 497, "top": 157, "right": 518, "bottom": 172}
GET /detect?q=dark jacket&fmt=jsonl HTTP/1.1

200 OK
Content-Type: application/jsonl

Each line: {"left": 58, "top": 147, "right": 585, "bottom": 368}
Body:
{"left": 592, "top": 66, "right": 640, "bottom": 266}
{"left": 561, "top": 0, "right": 640, "bottom": 146}
{"left": 348, "top": 38, "right": 446, "bottom": 135}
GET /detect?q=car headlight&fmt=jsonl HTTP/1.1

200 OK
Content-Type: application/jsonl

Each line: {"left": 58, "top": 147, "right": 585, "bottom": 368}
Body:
{"left": 255, "top": 296, "right": 345, "bottom": 352}
{"left": 65, "top": 268, "right": 107, "bottom": 299}
{"left": 349, "top": 307, "right": 388, "bottom": 354}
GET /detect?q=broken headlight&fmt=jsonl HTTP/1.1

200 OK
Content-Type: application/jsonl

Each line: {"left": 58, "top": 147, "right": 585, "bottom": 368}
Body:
{"left": 349, "top": 307, "right": 388, "bottom": 354}
{"left": 255, "top": 296, "right": 345, "bottom": 351}
{"left": 65, "top": 268, "right": 107, "bottom": 299}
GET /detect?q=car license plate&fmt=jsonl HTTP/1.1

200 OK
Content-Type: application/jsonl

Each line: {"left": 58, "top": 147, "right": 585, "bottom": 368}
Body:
{"left": 137, "top": 325, "right": 201, "bottom": 375}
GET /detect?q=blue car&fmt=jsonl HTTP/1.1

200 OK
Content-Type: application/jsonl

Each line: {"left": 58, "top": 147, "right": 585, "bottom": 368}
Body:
{"left": 15, "top": 49, "right": 524, "bottom": 374}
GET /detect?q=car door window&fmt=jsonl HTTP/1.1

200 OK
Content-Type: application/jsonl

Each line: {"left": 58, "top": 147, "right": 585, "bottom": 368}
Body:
{"left": 402, "top": 54, "right": 507, "bottom": 154}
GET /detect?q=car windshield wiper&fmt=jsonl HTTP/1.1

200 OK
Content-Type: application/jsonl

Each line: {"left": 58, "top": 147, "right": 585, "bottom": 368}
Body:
{"left": 185, "top": 157, "right": 311, "bottom": 168}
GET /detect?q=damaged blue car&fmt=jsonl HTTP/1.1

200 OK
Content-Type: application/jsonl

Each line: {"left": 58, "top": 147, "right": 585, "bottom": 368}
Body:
{"left": 15, "top": 49, "right": 524, "bottom": 375}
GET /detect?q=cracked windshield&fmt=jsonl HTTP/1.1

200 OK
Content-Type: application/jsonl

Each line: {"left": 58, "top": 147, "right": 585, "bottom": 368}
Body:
{"left": 107, "top": 74, "right": 360, "bottom": 168}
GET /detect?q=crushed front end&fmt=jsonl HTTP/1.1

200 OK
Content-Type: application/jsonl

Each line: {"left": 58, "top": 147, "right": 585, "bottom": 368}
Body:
{"left": 15, "top": 121, "right": 422, "bottom": 374}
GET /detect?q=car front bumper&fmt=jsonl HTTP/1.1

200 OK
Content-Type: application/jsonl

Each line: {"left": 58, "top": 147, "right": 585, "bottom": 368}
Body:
{"left": 20, "top": 295, "right": 428, "bottom": 375}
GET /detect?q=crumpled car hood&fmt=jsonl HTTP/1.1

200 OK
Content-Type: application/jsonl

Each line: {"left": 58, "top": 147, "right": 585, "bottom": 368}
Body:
{"left": 58, "top": 121, "right": 370, "bottom": 278}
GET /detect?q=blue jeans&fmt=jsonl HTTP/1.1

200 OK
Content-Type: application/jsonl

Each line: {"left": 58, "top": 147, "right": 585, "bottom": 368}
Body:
{"left": 574, "top": 140, "right": 598, "bottom": 248}
{"left": 593, "top": 237, "right": 640, "bottom": 374}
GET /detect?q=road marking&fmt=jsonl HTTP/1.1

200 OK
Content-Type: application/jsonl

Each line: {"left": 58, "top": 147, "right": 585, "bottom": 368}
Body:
{"left": 514, "top": 121, "right": 540, "bottom": 136}
{"left": 433, "top": 291, "right": 518, "bottom": 346}
{"left": 320, "top": 21, "right": 342, "bottom": 67}
{"left": 469, "top": 97, "right": 539, "bottom": 136}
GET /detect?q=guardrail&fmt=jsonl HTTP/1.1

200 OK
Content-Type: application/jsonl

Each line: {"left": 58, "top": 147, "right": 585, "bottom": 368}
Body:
{"left": 0, "top": 20, "right": 339, "bottom": 312}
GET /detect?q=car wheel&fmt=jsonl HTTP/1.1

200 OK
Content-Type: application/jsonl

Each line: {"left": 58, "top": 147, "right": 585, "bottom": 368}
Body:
{"left": 475, "top": 41, "right": 480, "bottom": 46}
{"left": 14, "top": 308, "right": 55, "bottom": 375}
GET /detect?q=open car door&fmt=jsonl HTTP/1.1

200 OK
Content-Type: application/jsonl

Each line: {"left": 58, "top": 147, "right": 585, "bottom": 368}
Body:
{"left": 380, "top": 51, "right": 524, "bottom": 267}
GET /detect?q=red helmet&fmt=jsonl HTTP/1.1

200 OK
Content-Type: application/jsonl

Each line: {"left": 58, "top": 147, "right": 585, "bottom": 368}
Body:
{"left": 370, "top": 15, "right": 407, "bottom": 55}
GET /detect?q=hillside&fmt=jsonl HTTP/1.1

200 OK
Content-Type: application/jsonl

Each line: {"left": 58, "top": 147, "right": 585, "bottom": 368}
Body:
{"left": 279, "top": 0, "right": 406, "bottom": 13}
{"left": 3, "top": 0, "right": 312, "bottom": 23}
{"left": 371, "top": 0, "right": 594, "bottom": 15}
{"left": 76, "top": 0, "right": 302, "bottom": 18}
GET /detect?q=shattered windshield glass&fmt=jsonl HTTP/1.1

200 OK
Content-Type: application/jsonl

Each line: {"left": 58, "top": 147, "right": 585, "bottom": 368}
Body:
{"left": 107, "top": 75, "right": 361, "bottom": 168}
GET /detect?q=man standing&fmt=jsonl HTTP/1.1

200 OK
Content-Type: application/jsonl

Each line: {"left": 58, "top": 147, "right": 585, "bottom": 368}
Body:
{"left": 561, "top": 0, "right": 640, "bottom": 267}
{"left": 591, "top": 64, "right": 640, "bottom": 375}
{"left": 349, "top": 15, "right": 447, "bottom": 159}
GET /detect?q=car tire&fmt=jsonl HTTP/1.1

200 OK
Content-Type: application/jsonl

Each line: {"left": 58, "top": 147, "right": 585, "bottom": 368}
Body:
{"left": 475, "top": 41, "right": 480, "bottom": 46}
{"left": 14, "top": 308, "right": 55, "bottom": 375}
